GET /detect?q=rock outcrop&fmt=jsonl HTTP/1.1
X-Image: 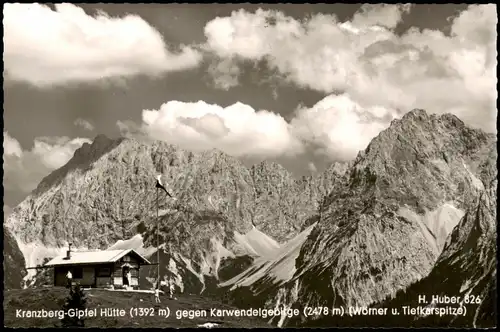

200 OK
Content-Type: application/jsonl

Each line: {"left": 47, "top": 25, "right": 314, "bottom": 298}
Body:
{"left": 3, "top": 228, "right": 27, "bottom": 289}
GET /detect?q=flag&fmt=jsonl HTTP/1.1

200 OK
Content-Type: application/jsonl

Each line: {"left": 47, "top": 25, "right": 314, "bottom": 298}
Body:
{"left": 156, "top": 175, "right": 173, "bottom": 197}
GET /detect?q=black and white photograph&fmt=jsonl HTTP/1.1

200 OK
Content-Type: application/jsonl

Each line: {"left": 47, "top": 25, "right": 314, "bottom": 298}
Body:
{"left": 2, "top": 3, "right": 497, "bottom": 329}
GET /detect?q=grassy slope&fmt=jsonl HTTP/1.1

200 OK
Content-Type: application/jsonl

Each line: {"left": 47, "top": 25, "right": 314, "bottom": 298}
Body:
{"left": 4, "top": 287, "right": 270, "bottom": 328}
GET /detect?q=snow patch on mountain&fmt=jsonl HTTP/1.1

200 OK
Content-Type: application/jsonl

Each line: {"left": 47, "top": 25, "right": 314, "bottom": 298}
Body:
{"left": 17, "top": 240, "right": 77, "bottom": 282}
{"left": 397, "top": 203, "right": 465, "bottom": 255}
{"left": 107, "top": 234, "right": 156, "bottom": 257}
{"left": 221, "top": 223, "right": 317, "bottom": 290}
{"left": 198, "top": 238, "right": 227, "bottom": 276}
{"left": 177, "top": 254, "right": 204, "bottom": 282}
{"left": 167, "top": 257, "right": 185, "bottom": 293}
{"left": 233, "top": 226, "right": 281, "bottom": 259}
{"left": 462, "top": 161, "right": 485, "bottom": 190}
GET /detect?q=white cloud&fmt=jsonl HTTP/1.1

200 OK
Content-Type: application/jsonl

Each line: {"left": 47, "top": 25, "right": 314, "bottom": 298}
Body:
{"left": 202, "top": 4, "right": 497, "bottom": 132}
{"left": 74, "top": 118, "right": 95, "bottom": 131}
{"left": 133, "top": 93, "right": 395, "bottom": 163}
{"left": 3, "top": 132, "right": 91, "bottom": 194}
{"left": 3, "top": 131, "right": 23, "bottom": 157}
{"left": 140, "top": 100, "right": 302, "bottom": 158}
{"left": 290, "top": 94, "right": 396, "bottom": 161}
{"left": 3, "top": 3, "right": 202, "bottom": 87}
{"left": 350, "top": 4, "right": 412, "bottom": 29}
{"left": 32, "top": 136, "right": 92, "bottom": 169}
{"left": 178, "top": 114, "right": 230, "bottom": 139}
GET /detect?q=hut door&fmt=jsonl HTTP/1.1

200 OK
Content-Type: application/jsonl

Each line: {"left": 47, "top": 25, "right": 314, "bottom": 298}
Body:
{"left": 122, "top": 267, "right": 129, "bottom": 286}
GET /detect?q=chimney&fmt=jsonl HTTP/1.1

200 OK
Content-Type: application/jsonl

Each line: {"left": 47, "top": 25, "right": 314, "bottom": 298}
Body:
{"left": 65, "top": 243, "right": 72, "bottom": 260}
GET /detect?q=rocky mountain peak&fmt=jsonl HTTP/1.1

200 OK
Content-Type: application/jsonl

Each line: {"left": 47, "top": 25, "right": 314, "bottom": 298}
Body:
{"left": 33, "top": 135, "right": 124, "bottom": 195}
{"left": 360, "top": 109, "right": 490, "bottom": 166}
{"left": 347, "top": 109, "right": 494, "bottom": 211}
{"left": 401, "top": 108, "right": 429, "bottom": 120}
{"left": 93, "top": 133, "right": 113, "bottom": 144}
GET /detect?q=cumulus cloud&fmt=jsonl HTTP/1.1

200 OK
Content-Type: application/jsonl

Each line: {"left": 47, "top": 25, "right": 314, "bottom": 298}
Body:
{"left": 178, "top": 114, "right": 230, "bottom": 139}
{"left": 290, "top": 94, "right": 396, "bottom": 161}
{"left": 74, "top": 118, "right": 95, "bottom": 131}
{"left": 139, "top": 100, "right": 302, "bottom": 158}
{"left": 4, "top": 131, "right": 23, "bottom": 157}
{"left": 3, "top": 132, "right": 91, "bottom": 195}
{"left": 32, "top": 136, "right": 92, "bottom": 169}
{"left": 203, "top": 4, "right": 497, "bottom": 132}
{"left": 130, "top": 93, "right": 396, "bottom": 163}
{"left": 3, "top": 3, "right": 202, "bottom": 87}
{"left": 350, "top": 3, "right": 412, "bottom": 29}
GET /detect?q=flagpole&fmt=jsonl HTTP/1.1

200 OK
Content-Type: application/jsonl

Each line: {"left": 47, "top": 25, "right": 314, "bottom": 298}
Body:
{"left": 155, "top": 174, "right": 173, "bottom": 293}
{"left": 156, "top": 186, "right": 160, "bottom": 290}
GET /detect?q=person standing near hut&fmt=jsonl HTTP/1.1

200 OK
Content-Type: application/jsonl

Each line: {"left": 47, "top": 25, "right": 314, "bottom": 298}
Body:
{"left": 66, "top": 270, "right": 73, "bottom": 288}
{"left": 126, "top": 270, "right": 132, "bottom": 289}
{"left": 167, "top": 275, "right": 176, "bottom": 300}
{"left": 154, "top": 287, "right": 161, "bottom": 303}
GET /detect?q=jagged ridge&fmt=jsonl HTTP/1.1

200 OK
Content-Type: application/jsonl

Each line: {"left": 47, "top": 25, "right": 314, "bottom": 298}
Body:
{"left": 5, "top": 135, "right": 345, "bottom": 288}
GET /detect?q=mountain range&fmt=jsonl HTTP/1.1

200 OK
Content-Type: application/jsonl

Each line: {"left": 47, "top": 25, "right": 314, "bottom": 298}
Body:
{"left": 4, "top": 109, "right": 497, "bottom": 328}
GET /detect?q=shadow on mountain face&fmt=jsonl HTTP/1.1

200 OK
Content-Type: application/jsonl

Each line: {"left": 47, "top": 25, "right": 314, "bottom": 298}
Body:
{"left": 4, "top": 229, "right": 27, "bottom": 290}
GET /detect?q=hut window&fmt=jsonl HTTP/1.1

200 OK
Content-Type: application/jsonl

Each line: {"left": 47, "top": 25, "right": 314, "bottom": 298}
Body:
{"left": 97, "top": 267, "right": 111, "bottom": 277}
{"left": 72, "top": 267, "right": 83, "bottom": 279}
{"left": 123, "top": 256, "right": 131, "bottom": 262}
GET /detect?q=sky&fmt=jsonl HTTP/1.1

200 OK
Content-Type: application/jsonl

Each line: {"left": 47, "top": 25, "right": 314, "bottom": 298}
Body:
{"left": 2, "top": 3, "right": 497, "bottom": 211}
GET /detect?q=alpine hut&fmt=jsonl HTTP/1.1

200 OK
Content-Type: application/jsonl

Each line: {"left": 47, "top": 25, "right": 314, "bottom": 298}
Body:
{"left": 42, "top": 244, "right": 152, "bottom": 289}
